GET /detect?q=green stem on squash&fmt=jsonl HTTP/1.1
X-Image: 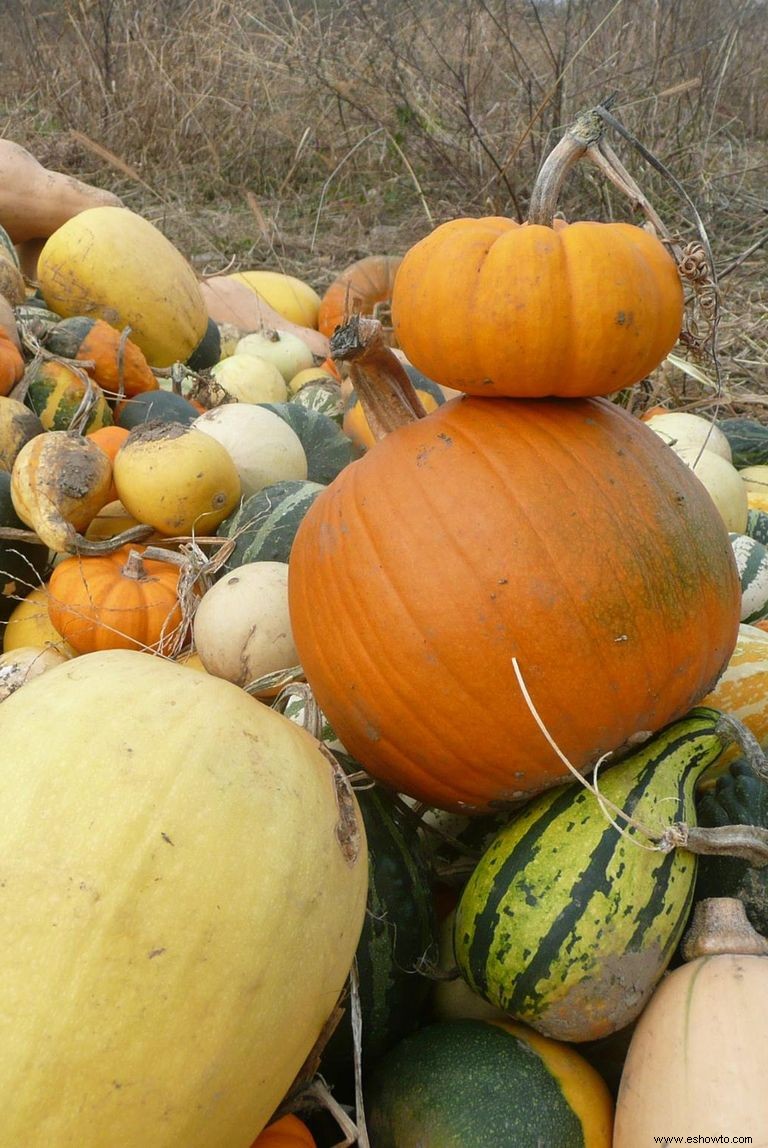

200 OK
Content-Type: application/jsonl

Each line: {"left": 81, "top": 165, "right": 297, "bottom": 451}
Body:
{"left": 330, "top": 315, "right": 428, "bottom": 442}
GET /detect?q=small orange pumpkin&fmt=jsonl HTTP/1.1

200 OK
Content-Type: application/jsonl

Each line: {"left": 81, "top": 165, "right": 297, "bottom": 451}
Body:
{"left": 250, "top": 1114, "right": 317, "bottom": 1147}
{"left": 47, "top": 545, "right": 188, "bottom": 655}
{"left": 317, "top": 255, "right": 402, "bottom": 338}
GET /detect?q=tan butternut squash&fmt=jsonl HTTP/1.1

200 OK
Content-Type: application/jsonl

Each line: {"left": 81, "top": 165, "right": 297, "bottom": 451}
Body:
{"left": 613, "top": 897, "right": 768, "bottom": 1144}
{"left": 200, "top": 275, "right": 329, "bottom": 360}
{"left": 0, "top": 140, "right": 123, "bottom": 244}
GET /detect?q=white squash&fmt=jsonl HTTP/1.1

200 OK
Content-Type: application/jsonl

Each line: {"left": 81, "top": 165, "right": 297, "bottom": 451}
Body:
{"left": 193, "top": 561, "right": 298, "bottom": 688}
{"left": 738, "top": 464, "right": 768, "bottom": 495}
{"left": 210, "top": 352, "right": 288, "bottom": 404}
{"left": 676, "top": 446, "right": 748, "bottom": 533}
{"left": 0, "top": 648, "right": 368, "bottom": 1146}
{"left": 235, "top": 329, "right": 314, "bottom": 382}
{"left": 192, "top": 404, "right": 308, "bottom": 499}
{"left": 645, "top": 411, "right": 732, "bottom": 461}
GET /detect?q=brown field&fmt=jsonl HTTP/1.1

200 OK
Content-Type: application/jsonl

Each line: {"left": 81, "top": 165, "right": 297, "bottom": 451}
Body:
{"left": 1, "top": 0, "right": 766, "bottom": 406}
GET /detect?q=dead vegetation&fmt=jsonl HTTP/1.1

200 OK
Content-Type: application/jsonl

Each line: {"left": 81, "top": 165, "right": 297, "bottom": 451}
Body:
{"left": 0, "top": 0, "right": 765, "bottom": 407}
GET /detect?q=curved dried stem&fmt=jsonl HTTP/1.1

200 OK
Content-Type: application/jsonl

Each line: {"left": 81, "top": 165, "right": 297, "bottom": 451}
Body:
{"left": 330, "top": 315, "right": 428, "bottom": 442}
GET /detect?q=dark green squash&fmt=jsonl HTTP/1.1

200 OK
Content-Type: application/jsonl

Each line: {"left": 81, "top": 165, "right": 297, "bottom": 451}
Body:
{"left": 364, "top": 1019, "right": 614, "bottom": 1147}
{"left": 258, "top": 402, "right": 355, "bottom": 485}
{"left": 115, "top": 388, "right": 199, "bottom": 429}
{"left": 318, "top": 757, "right": 438, "bottom": 1100}
{"left": 0, "top": 470, "right": 50, "bottom": 632}
{"left": 719, "top": 417, "right": 768, "bottom": 469}
{"left": 694, "top": 756, "right": 768, "bottom": 936}
{"left": 217, "top": 479, "right": 325, "bottom": 569}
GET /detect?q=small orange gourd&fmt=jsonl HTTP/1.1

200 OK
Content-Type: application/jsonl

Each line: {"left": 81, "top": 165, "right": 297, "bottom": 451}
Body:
{"left": 250, "top": 1113, "right": 316, "bottom": 1147}
{"left": 47, "top": 545, "right": 187, "bottom": 654}
{"left": 46, "top": 317, "right": 158, "bottom": 398}
{"left": 0, "top": 332, "right": 24, "bottom": 397}
{"left": 87, "top": 425, "right": 131, "bottom": 503}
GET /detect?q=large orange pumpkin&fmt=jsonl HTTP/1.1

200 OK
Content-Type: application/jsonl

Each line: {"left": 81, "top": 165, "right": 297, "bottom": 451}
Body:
{"left": 288, "top": 384, "right": 740, "bottom": 812}
{"left": 391, "top": 216, "right": 683, "bottom": 398}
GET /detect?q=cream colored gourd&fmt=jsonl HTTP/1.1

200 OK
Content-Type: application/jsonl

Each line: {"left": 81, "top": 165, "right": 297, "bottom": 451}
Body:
{"left": 11, "top": 431, "right": 113, "bottom": 551}
{"left": 210, "top": 353, "right": 288, "bottom": 404}
{"left": 192, "top": 404, "right": 307, "bottom": 499}
{"left": 431, "top": 909, "right": 509, "bottom": 1023}
{"left": 235, "top": 330, "right": 314, "bottom": 382}
{"left": 193, "top": 562, "right": 298, "bottom": 689}
{"left": 0, "top": 649, "right": 368, "bottom": 1147}
{"left": 113, "top": 421, "right": 241, "bottom": 535}
{"left": 738, "top": 464, "right": 768, "bottom": 495}
{"left": 613, "top": 897, "right": 768, "bottom": 1144}
{"left": 645, "top": 411, "right": 732, "bottom": 462}
{"left": 675, "top": 446, "right": 748, "bottom": 533}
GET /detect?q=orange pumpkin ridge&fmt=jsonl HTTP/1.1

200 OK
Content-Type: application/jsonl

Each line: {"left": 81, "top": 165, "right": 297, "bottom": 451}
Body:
{"left": 288, "top": 393, "right": 740, "bottom": 813}
{"left": 47, "top": 546, "right": 188, "bottom": 655}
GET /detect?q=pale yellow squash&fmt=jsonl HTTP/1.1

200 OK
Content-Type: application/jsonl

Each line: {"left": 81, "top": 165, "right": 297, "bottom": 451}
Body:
{"left": 2, "top": 584, "right": 76, "bottom": 656}
{"left": 113, "top": 421, "right": 241, "bottom": 535}
{"left": 37, "top": 206, "right": 209, "bottom": 367}
{"left": 229, "top": 270, "right": 321, "bottom": 329}
{"left": 0, "top": 649, "right": 368, "bottom": 1147}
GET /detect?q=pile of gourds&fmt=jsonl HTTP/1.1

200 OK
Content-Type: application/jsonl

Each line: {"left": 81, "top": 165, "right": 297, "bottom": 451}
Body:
{"left": 2, "top": 122, "right": 768, "bottom": 1147}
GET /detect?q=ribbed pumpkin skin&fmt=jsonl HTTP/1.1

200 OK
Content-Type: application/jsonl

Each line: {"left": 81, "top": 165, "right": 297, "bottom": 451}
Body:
{"left": 317, "top": 255, "right": 402, "bottom": 337}
{"left": 0, "top": 650, "right": 368, "bottom": 1147}
{"left": 391, "top": 218, "right": 683, "bottom": 397}
{"left": 47, "top": 546, "right": 185, "bottom": 654}
{"left": 453, "top": 710, "right": 727, "bottom": 1042}
{"left": 37, "top": 206, "right": 209, "bottom": 367}
{"left": 364, "top": 1019, "right": 613, "bottom": 1147}
{"left": 288, "top": 396, "right": 740, "bottom": 812}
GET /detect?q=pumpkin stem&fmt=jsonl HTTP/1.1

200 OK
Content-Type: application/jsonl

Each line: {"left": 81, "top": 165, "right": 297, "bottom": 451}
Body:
{"left": 681, "top": 896, "right": 768, "bottom": 960}
{"left": 121, "top": 548, "right": 150, "bottom": 581}
{"left": 330, "top": 315, "right": 428, "bottom": 442}
{"left": 528, "top": 97, "right": 672, "bottom": 242}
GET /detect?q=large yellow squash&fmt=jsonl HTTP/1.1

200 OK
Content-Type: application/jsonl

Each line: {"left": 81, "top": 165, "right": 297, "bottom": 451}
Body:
{"left": 0, "top": 649, "right": 368, "bottom": 1147}
{"left": 37, "top": 206, "right": 209, "bottom": 367}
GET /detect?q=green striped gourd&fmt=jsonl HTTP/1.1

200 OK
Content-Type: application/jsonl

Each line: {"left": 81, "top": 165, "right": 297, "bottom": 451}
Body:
{"left": 364, "top": 1018, "right": 614, "bottom": 1147}
{"left": 289, "top": 380, "right": 344, "bottom": 426}
{"left": 746, "top": 507, "right": 768, "bottom": 547}
{"left": 454, "top": 708, "right": 732, "bottom": 1043}
{"left": 258, "top": 402, "right": 355, "bottom": 485}
{"left": 719, "top": 417, "right": 768, "bottom": 468}
{"left": 218, "top": 479, "right": 325, "bottom": 569}
{"left": 729, "top": 532, "right": 768, "bottom": 623}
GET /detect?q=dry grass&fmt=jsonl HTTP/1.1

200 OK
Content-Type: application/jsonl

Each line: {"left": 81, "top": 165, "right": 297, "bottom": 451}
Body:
{"left": 1, "top": 0, "right": 765, "bottom": 404}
